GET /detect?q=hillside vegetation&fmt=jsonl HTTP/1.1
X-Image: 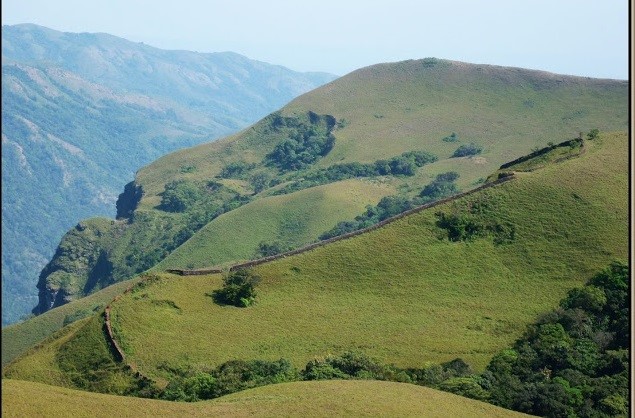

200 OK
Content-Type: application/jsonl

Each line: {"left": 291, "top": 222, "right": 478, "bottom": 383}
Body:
{"left": 109, "top": 132, "right": 628, "bottom": 377}
{"left": 1, "top": 23, "right": 335, "bottom": 325}
{"left": 34, "top": 58, "right": 628, "bottom": 316}
{"left": 6, "top": 132, "right": 625, "bottom": 401}
{"left": 1, "top": 379, "right": 531, "bottom": 418}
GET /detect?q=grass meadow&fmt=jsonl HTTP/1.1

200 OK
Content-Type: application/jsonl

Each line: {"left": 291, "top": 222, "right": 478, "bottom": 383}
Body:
{"left": 102, "top": 132, "right": 627, "bottom": 382}
{"left": 1, "top": 378, "right": 532, "bottom": 417}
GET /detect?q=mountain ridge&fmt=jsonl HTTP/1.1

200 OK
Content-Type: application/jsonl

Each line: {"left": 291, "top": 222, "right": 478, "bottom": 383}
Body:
{"left": 31, "top": 56, "right": 627, "bottom": 316}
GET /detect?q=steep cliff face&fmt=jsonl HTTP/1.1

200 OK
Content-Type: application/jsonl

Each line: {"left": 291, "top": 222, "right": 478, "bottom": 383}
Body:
{"left": 116, "top": 182, "right": 143, "bottom": 220}
{"left": 33, "top": 221, "right": 118, "bottom": 314}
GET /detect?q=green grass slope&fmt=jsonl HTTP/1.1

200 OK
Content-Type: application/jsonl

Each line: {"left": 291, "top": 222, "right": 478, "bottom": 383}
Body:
{"left": 90, "top": 132, "right": 626, "bottom": 383}
{"left": 2, "top": 379, "right": 531, "bottom": 417}
{"left": 155, "top": 178, "right": 394, "bottom": 269}
{"left": 35, "top": 58, "right": 628, "bottom": 315}
{"left": 2, "top": 276, "right": 144, "bottom": 367}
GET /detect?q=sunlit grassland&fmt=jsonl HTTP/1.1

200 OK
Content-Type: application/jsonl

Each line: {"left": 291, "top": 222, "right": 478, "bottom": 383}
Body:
{"left": 3, "top": 314, "right": 137, "bottom": 394}
{"left": 1, "top": 378, "right": 532, "bottom": 417}
{"left": 134, "top": 59, "right": 627, "bottom": 206}
{"left": 154, "top": 178, "right": 395, "bottom": 269}
{"left": 2, "top": 276, "right": 144, "bottom": 366}
{"left": 109, "top": 132, "right": 627, "bottom": 381}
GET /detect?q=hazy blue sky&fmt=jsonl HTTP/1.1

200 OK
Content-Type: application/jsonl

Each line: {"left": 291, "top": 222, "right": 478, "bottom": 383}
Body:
{"left": 2, "top": 0, "right": 629, "bottom": 79}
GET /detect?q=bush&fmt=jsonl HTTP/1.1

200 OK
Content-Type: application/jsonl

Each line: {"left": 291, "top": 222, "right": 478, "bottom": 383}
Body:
{"left": 160, "top": 180, "right": 202, "bottom": 212}
{"left": 302, "top": 351, "right": 411, "bottom": 382}
{"left": 255, "top": 241, "right": 290, "bottom": 258}
{"left": 452, "top": 143, "right": 483, "bottom": 157}
{"left": 212, "top": 269, "right": 261, "bottom": 307}
{"left": 438, "top": 377, "right": 490, "bottom": 401}
{"left": 442, "top": 132, "right": 458, "bottom": 142}
{"left": 249, "top": 172, "right": 272, "bottom": 194}
{"left": 483, "top": 262, "right": 630, "bottom": 417}
{"left": 587, "top": 128, "right": 600, "bottom": 140}
{"left": 420, "top": 172, "right": 460, "bottom": 202}
{"left": 218, "top": 161, "right": 255, "bottom": 179}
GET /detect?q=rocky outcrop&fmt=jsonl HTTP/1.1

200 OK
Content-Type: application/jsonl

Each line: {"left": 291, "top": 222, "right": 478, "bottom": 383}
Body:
{"left": 116, "top": 182, "right": 143, "bottom": 220}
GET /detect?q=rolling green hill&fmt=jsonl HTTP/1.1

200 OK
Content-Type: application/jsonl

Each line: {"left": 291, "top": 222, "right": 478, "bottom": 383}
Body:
{"left": 5, "top": 132, "right": 626, "bottom": 398}
{"left": 33, "top": 58, "right": 628, "bottom": 317}
{"left": 2, "top": 379, "right": 531, "bottom": 417}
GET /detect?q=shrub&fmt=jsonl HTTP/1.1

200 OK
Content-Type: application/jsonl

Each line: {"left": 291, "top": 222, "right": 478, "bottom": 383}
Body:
{"left": 218, "top": 161, "right": 255, "bottom": 179}
{"left": 452, "top": 143, "right": 483, "bottom": 157}
{"left": 438, "top": 377, "right": 490, "bottom": 401}
{"left": 212, "top": 269, "right": 261, "bottom": 307}
{"left": 442, "top": 132, "right": 458, "bottom": 142}
{"left": 255, "top": 241, "right": 290, "bottom": 258}
{"left": 265, "top": 113, "right": 336, "bottom": 172}
{"left": 160, "top": 180, "right": 202, "bottom": 212}
{"left": 587, "top": 128, "right": 600, "bottom": 140}
{"left": 249, "top": 172, "right": 272, "bottom": 194}
{"left": 420, "top": 172, "right": 460, "bottom": 202}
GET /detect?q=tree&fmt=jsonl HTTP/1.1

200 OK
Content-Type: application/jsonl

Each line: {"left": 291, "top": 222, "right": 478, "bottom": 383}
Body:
{"left": 452, "top": 143, "right": 483, "bottom": 157}
{"left": 160, "top": 180, "right": 202, "bottom": 212}
{"left": 587, "top": 128, "right": 600, "bottom": 140}
{"left": 212, "top": 269, "right": 261, "bottom": 307}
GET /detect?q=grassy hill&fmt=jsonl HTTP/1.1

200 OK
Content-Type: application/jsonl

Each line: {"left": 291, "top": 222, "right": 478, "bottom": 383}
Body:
{"left": 109, "top": 132, "right": 629, "bottom": 376}
{"left": 2, "top": 379, "right": 531, "bottom": 417}
{"left": 154, "top": 178, "right": 394, "bottom": 269}
{"left": 34, "top": 58, "right": 628, "bottom": 316}
{"left": 6, "top": 132, "right": 626, "bottom": 395}
{"left": 1, "top": 276, "right": 145, "bottom": 367}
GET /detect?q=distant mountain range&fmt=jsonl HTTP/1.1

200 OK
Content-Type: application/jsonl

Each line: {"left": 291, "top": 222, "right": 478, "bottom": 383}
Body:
{"left": 1, "top": 23, "right": 336, "bottom": 325}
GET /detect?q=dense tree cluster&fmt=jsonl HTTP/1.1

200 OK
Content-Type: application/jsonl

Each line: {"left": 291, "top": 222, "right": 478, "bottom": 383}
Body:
{"left": 265, "top": 114, "right": 336, "bottom": 172}
{"left": 274, "top": 151, "right": 438, "bottom": 196}
{"left": 319, "top": 172, "right": 459, "bottom": 240}
{"left": 483, "top": 261, "right": 629, "bottom": 417}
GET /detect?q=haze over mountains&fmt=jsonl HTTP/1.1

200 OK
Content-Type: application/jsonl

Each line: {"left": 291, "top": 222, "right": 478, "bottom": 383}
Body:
{"left": 1, "top": 23, "right": 336, "bottom": 325}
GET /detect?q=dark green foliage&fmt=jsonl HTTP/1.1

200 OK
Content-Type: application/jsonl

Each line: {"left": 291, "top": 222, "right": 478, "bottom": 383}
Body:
{"left": 162, "top": 358, "right": 297, "bottom": 402}
{"left": 483, "top": 262, "right": 630, "bottom": 417}
{"left": 212, "top": 269, "right": 261, "bottom": 307}
{"left": 442, "top": 132, "right": 459, "bottom": 142}
{"left": 420, "top": 172, "right": 460, "bottom": 202}
{"left": 587, "top": 128, "right": 600, "bottom": 140}
{"left": 438, "top": 377, "right": 490, "bottom": 401}
{"left": 160, "top": 180, "right": 203, "bottom": 212}
{"left": 452, "top": 142, "right": 483, "bottom": 157}
{"left": 249, "top": 172, "right": 273, "bottom": 194}
{"left": 255, "top": 241, "right": 291, "bottom": 258}
{"left": 302, "top": 351, "right": 411, "bottom": 383}
{"left": 265, "top": 112, "right": 336, "bottom": 172}
{"left": 434, "top": 195, "right": 515, "bottom": 244}
{"left": 435, "top": 212, "right": 487, "bottom": 241}
{"left": 218, "top": 161, "right": 256, "bottom": 179}
{"left": 273, "top": 151, "right": 437, "bottom": 195}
